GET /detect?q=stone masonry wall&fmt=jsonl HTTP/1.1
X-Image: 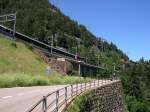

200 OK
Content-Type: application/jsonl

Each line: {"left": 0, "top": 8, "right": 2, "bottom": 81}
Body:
{"left": 82, "top": 81, "right": 127, "bottom": 112}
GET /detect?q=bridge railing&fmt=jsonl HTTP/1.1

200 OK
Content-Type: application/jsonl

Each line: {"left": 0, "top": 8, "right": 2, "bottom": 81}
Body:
{"left": 26, "top": 79, "right": 118, "bottom": 112}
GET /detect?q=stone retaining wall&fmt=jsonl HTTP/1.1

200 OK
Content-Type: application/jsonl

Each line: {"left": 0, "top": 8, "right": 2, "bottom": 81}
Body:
{"left": 80, "top": 81, "right": 127, "bottom": 112}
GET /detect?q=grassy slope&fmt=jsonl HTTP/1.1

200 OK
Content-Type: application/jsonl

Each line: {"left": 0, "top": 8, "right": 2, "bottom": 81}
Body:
{"left": 0, "top": 34, "right": 47, "bottom": 75}
{"left": 0, "top": 34, "right": 91, "bottom": 88}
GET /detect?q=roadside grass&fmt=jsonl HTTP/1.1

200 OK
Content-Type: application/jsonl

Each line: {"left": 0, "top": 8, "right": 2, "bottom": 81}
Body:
{"left": 0, "top": 73, "right": 49, "bottom": 88}
{"left": 48, "top": 73, "right": 91, "bottom": 85}
{"left": 0, "top": 73, "right": 91, "bottom": 88}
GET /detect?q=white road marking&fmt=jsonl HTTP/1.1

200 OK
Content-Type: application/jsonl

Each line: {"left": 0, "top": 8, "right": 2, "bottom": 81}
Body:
{"left": 2, "top": 96, "right": 13, "bottom": 99}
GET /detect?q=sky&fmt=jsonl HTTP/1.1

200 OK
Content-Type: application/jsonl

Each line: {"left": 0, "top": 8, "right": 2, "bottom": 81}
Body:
{"left": 49, "top": 0, "right": 150, "bottom": 61}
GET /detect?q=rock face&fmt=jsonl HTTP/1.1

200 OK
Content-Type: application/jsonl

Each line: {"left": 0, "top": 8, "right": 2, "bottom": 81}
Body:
{"left": 49, "top": 58, "right": 73, "bottom": 75}
{"left": 39, "top": 52, "right": 73, "bottom": 75}
{"left": 81, "top": 81, "right": 127, "bottom": 112}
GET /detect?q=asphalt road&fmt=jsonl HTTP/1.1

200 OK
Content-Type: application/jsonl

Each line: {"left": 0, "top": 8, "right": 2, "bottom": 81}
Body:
{"left": 0, "top": 85, "right": 67, "bottom": 112}
{"left": 0, "top": 80, "right": 117, "bottom": 112}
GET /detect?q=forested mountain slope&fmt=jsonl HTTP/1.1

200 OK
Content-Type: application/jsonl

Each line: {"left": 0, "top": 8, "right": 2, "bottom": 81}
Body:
{"left": 1, "top": 0, "right": 128, "bottom": 70}
{"left": 121, "top": 60, "right": 150, "bottom": 112}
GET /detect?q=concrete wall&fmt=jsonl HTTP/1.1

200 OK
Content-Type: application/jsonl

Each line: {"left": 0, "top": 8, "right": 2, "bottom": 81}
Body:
{"left": 81, "top": 81, "right": 127, "bottom": 112}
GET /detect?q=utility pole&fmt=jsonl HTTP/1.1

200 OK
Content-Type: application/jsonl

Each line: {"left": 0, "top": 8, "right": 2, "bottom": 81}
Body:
{"left": 51, "top": 34, "right": 54, "bottom": 54}
{"left": 75, "top": 46, "right": 78, "bottom": 60}
{"left": 76, "top": 39, "right": 81, "bottom": 60}
{"left": 13, "top": 13, "right": 16, "bottom": 39}
{"left": 86, "top": 56, "right": 88, "bottom": 63}
{"left": 54, "top": 33, "right": 58, "bottom": 47}
{"left": 78, "top": 63, "right": 81, "bottom": 76}
{"left": 0, "top": 11, "right": 16, "bottom": 39}
{"left": 63, "top": 33, "right": 83, "bottom": 61}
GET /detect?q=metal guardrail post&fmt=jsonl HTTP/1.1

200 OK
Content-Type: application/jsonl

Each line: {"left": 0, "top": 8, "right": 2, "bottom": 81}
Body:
{"left": 65, "top": 87, "right": 67, "bottom": 106}
{"left": 56, "top": 91, "right": 59, "bottom": 112}
{"left": 76, "top": 84, "right": 78, "bottom": 95}
{"left": 13, "top": 13, "right": 16, "bottom": 39}
{"left": 51, "top": 35, "right": 53, "bottom": 54}
{"left": 94, "top": 80, "right": 96, "bottom": 88}
{"left": 71, "top": 85, "right": 73, "bottom": 97}
{"left": 98, "top": 80, "right": 99, "bottom": 87}
{"left": 42, "top": 96, "right": 47, "bottom": 112}
{"left": 42, "top": 98, "right": 44, "bottom": 112}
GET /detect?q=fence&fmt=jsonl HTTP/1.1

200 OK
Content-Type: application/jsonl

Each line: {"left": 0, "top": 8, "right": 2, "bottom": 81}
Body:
{"left": 26, "top": 79, "right": 119, "bottom": 112}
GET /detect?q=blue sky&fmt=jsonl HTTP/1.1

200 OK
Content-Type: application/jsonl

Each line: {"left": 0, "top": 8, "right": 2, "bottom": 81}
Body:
{"left": 49, "top": 0, "right": 150, "bottom": 61}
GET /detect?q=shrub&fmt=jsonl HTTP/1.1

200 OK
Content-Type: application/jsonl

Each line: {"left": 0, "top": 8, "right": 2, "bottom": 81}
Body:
{"left": 10, "top": 42, "right": 17, "bottom": 48}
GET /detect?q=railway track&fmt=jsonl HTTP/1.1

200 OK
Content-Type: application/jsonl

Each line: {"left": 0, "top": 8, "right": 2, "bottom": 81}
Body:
{"left": 0, "top": 24, "right": 105, "bottom": 70}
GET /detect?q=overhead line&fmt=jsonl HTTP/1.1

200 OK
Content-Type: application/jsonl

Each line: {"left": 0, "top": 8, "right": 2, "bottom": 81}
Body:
{"left": 0, "top": 24, "right": 107, "bottom": 70}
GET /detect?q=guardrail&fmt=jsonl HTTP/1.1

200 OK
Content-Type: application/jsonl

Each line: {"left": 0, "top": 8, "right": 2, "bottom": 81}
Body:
{"left": 26, "top": 79, "right": 119, "bottom": 112}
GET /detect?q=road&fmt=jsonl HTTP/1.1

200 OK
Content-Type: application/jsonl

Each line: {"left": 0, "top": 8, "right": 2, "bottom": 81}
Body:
{"left": 0, "top": 80, "right": 117, "bottom": 112}
{"left": 0, "top": 85, "right": 67, "bottom": 112}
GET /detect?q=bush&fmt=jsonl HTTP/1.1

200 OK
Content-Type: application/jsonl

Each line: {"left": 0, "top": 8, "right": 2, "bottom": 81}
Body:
{"left": 10, "top": 42, "right": 17, "bottom": 48}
